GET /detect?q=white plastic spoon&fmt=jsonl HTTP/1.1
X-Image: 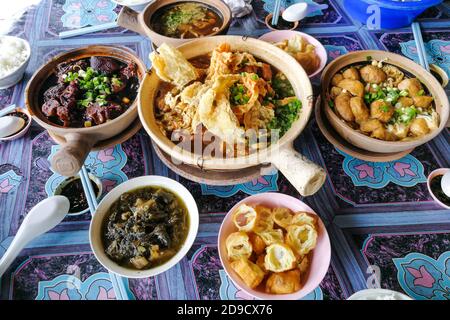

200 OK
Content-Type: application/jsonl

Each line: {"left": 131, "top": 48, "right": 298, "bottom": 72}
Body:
{"left": 282, "top": 2, "right": 329, "bottom": 22}
{"left": 441, "top": 170, "right": 450, "bottom": 198}
{"left": 0, "top": 116, "right": 25, "bottom": 138}
{"left": 0, "top": 196, "right": 70, "bottom": 277}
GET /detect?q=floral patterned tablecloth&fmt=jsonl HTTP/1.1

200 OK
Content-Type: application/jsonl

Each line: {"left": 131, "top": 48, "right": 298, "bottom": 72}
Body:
{"left": 0, "top": 0, "right": 449, "bottom": 300}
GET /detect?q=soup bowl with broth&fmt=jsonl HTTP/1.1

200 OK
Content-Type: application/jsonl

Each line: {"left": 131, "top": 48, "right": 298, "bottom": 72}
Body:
{"left": 117, "top": 0, "right": 232, "bottom": 47}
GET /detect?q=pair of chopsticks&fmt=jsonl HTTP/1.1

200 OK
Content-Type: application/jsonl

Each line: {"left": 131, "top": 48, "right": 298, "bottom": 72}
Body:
{"left": 78, "top": 166, "right": 132, "bottom": 300}
{"left": 271, "top": 0, "right": 282, "bottom": 26}
{"left": 411, "top": 22, "right": 430, "bottom": 72}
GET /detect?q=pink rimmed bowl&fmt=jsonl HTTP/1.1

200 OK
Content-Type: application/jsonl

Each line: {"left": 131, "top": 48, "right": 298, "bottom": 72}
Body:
{"left": 218, "top": 192, "right": 331, "bottom": 300}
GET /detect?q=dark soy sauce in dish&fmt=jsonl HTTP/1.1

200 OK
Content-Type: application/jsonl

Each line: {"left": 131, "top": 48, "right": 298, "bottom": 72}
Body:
{"left": 430, "top": 175, "right": 450, "bottom": 206}
{"left": 102, "top": 186, "right": 189, "bottom": 270}
{"left": 61, "top": 177, "right": 99, "bottom": 213}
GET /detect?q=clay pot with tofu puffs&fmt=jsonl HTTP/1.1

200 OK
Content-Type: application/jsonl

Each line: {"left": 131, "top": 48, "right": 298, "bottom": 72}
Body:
{"left": 322, "top": 50, "right": 449, "bottom": 153}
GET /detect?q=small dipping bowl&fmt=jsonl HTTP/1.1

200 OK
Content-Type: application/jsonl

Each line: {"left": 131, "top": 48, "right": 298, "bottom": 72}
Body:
{"left": 54, "top": 173, "right": 103, "bottom": 215}
{"left": 0, "top": 36, "right": 31, "bottom": 89}
{"left": 0, "top": 107, "right": 32, "bottom": 142}
{"left": 265, "top": 13, "right": 299, "bottom": 31}
{"left": 259, "top": 30, "right": 327, "bottom": 78}
{"left": 427, "top": 168, "right": 450, "bottom": 210}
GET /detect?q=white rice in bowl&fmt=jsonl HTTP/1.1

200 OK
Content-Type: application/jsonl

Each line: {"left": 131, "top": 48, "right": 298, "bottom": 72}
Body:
{"left": 0, "top": 36, "right": 29, "bottom": 78}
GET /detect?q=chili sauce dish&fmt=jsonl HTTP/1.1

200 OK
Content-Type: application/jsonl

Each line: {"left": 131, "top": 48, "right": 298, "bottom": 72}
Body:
{"left": 89, "top": 175, "right": 199, "bottom": 278}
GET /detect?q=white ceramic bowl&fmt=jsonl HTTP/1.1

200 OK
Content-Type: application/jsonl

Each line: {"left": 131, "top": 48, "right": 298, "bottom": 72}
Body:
{"left": 89, "top": 175, "right": 199, "bottom": 278}
{"left": 0, "top": 36, "right": 31, "bottom": 89}
{"left": 259, "top": 30, "right": 327, "bottom": 78}
{"left": 112, "top": 0, "right": 154, "bottom": 12}
{"left": 347, "top": 288, "right": 413, "bottom": 300}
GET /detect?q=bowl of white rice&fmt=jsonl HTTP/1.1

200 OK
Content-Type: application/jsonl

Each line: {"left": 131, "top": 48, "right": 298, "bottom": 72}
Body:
{"left": 0, "top": 36, "right": 31, "bottom": 89}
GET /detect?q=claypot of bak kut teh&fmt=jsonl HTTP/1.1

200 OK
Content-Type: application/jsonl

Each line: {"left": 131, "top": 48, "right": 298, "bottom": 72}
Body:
{"left": 138, "top": 36, "right": 327, "bottom": 196}
{"left": 117, "top": 0, "right": 232, "bottom": 47}
{"left": 25, "top": 46, "right": 146, "bottom": 177}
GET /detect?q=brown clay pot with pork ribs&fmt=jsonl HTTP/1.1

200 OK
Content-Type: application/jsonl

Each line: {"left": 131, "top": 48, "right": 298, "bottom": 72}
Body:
{"left": 40, "top": 56, "right": 139, "bottom": 128}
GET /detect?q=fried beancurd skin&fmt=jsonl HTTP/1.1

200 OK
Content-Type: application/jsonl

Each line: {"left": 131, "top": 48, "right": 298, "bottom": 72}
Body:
{"left": 285, "top": 224, "right": 318, "bottom": 256}
{"left": 331, "top": 73, "right": 344, "bottom": 87}
{"left": 230, "top": 258, "right": 265, "bottom": 289}
{"left": 264, "top": 243, "right": 297, "bottom": 272}
{"left": 226, "top": 231, "right": 253, "bottom": 261}
{"left": 265, "top": 269, "right": 302, "bottom": 294}
{"left": 249, "top": 233, "right": 266, "bottom": 255}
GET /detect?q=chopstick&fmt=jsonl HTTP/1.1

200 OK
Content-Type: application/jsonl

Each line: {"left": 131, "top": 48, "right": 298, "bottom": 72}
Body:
{"left": 59, "top": 21, "right": 118, "bottom": 39}
{"left": 78, "top": 166, "right": 132, "bottom": 300}
{"left": 272, "top": 0, "right": 282, "bottom": 26}
{"left": 0, "top": 104, "right": 17, "bottom": 117}
{"left": 411, "top": 22, "right": 430, "bottom": 72}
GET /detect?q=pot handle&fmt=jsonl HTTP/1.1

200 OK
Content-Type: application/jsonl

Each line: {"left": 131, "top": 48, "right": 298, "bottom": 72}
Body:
{"left": 429, "top": 64, "right": 450, "bottom": 128}
{"left": 117, "top": 6, "right": 146, "bottom": 36}
{"left": 271, "top": 143, "right": 327, "bottom": 196}
{"left": 51, "top": 133, "right": 94, "bottom": 177}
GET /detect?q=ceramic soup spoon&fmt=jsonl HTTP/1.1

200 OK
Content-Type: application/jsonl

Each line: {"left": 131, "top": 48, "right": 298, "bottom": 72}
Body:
{"left": 282, "top": 2, "right": 329, "bottom": 22}
{"left": 0, "top": 196, "right": 70, "bottom": 277}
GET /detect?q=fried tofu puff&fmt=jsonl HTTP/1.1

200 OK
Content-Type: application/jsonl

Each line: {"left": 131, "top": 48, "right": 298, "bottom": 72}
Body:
{"left": 265, "top": 270, "right": 302, "bottom": 294}
{"left": 413, "top": 95, "right": 434, "bottom": 109}
{"left": 335, "top": 92, "right": 354, "bottom": 122}
{"left": 349, "top": 97, "right": 369, "bottom": 124}
{"left": 342, "top": 67, "right": 360, "bottom": 80}
{"left": 330, "top": 86, "right": 343, "bottom": 99}
{"left": 226, "top": 231, "right": 253, "bottom": 261}
{"left": 360, "top": 65, "right": 387, "bottom": 84}
{"left": 397, "top": 96, "right": 414, "bottom": 107}
{"left": 249, "top": 233, "right": 266, "bottom": 255}
{"left": 264, "top": 243, "right": 297, "bottom": 273}
{"left": 285, "top": 224, "right": 318, "bottom": 256}
{"left": 370, "top": 99, "right": 394, "bottom": 123}
{"left": 398, "top": 78, "right": 422, "bottom": 97}
{"left": 337, "top": 79, "right": 365, "bottom": 97}
{"left": 409, "top": 118, "right": 430, "bottom": 137}
{"left": 230, "top": 259, "right": 265, "bottom": 289}
{"left": 331, "top": 73, "right": 344, "bottom": 87}
{"left": 360, "top": 118, "right": 383, "bottom": 133}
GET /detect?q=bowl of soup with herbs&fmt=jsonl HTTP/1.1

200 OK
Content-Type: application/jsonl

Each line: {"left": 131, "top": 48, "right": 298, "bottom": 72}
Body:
{"left": 89, "top": 176, "right": 199, "bottom": 278}
{"left": 117, "top": 0, "right": 232, "bottom": 47}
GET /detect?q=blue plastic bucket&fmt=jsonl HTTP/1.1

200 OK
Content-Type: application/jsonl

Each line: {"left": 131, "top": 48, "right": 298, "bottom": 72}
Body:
{"left": 343, "top": 0, "right": 444, "bottom": 29}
